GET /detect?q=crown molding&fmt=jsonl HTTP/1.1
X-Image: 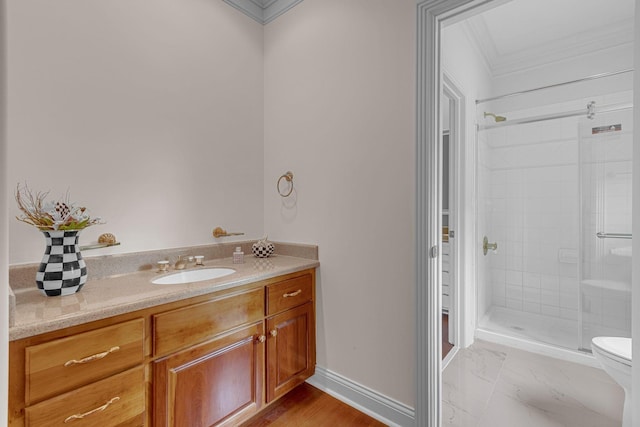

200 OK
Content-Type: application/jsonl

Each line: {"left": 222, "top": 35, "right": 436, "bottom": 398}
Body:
{"left": 223, "top": 0, "right": 304, "bottom": 25}
{"left": 492, "top": 20, "right": 635, "bottom": 76}
{"left": 459, "top": 20, "right": 494, "bottom": 78}
{"left": 464, "top": 15, "right": 635, "bottom": 77}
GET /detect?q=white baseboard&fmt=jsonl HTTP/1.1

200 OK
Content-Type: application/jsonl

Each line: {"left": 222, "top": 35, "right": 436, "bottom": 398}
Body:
{"left": 442, "top": 346, "right": 459, "bottom": 370}
{"left": 305, "top": 366, "right": 415, "bottom": 427}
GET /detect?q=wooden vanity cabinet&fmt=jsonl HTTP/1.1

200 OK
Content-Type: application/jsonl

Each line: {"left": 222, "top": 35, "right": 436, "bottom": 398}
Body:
{"left": 153, "top": 269, "right": 316, "bottom": 426}
{"left": 266, "top": 302, "right": 315, "bottom": 402}
{"left": 153, "top": 322, "right": 265, "bottom": 427}
{"left": 10, "top": 319, "right": 146, "bottom": 427}
{"left": 151, "top": 288, "right": 266, "bottom": 427}
{"left": 264, "top": 275, "right": 316, "bottom": 402}
{"left": 9, "top": 268, "right": 316, "bottom": 427}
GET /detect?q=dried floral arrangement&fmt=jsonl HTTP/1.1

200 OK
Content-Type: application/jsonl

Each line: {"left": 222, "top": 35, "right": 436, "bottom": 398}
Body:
{"left": 15, "top": 183, "right": 103, "bottom": 231}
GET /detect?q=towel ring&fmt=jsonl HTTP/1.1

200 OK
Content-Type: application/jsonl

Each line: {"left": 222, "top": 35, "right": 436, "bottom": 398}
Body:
{"left": 277, "top": 171, "right": 294, "bottom": 197}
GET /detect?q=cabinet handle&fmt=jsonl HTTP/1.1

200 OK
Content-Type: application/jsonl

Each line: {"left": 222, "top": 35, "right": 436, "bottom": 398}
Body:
{"left": 64, "top": 396, "right": 120, "bottom": 423}
{"left": 270, "top": 329, "right": 278, "bottom": 337}
{"left": 257, "top": 335, "right": 266, "bottom": 343}
{"left": 283, "top": 289, "right": 302, "bottom": 298}
{"left": 64, "top": 346, "right": 120, "bottom": 367}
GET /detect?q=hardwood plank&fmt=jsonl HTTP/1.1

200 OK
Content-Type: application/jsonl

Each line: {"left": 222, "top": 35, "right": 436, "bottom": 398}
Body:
{"left": 241, "top": 383, "right": 387, "bottom": 427}
{"left": 442, "top": 313, "right": 453, "bottom": 359}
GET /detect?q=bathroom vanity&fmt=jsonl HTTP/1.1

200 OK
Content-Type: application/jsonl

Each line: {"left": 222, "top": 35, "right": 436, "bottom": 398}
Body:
{"left": 8, "top": 248, "right": 317, "bottom": 427}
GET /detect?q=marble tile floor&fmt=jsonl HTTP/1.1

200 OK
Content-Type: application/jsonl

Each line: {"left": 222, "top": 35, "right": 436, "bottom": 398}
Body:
{"left": 442, "top": 339, "right": 624, "bottom": 427}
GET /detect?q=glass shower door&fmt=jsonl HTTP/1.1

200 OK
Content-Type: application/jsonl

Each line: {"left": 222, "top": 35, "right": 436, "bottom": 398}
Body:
{"left": 579, "top": 108, "right": 633, "bottom": 351}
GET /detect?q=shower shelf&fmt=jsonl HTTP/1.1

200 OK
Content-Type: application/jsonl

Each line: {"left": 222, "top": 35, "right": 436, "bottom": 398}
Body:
{"left": 582, "top": 279, "right": 631, "bottom": 292}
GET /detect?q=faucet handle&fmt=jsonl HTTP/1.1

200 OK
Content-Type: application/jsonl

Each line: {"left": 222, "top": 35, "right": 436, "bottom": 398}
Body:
{"left": 157, "top": 260, "right": 169, "bottom": 272}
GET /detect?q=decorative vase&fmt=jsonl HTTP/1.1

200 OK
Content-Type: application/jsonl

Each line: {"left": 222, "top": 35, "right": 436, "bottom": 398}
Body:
{"left": 35, "top": 230, "right": 87, "bottom": 297}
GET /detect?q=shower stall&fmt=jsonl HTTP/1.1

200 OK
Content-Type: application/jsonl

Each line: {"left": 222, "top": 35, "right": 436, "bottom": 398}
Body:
{"left": 475, "top": 71, "right": 634, "bottom": 354}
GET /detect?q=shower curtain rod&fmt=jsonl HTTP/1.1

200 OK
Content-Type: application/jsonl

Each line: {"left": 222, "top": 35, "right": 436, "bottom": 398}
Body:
{"left": 478, "top": 102, "right": 633, "bottom": 130}
{"left": 475, "top": 69, "right": 634, "bottom": 105}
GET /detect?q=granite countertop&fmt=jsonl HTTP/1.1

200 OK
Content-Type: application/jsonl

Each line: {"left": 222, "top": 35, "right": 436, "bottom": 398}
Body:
{"left": 9, "top": 242, "right": 319, "bottom": 341}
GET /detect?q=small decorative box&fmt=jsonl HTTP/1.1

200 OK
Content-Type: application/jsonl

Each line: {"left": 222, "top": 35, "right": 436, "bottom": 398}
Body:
{"left": 252, "top": 237, "right": 275, "bottom": 258}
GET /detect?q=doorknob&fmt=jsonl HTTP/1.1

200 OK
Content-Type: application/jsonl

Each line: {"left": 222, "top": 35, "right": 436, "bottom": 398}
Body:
{"left": 483, "top": 236, "right": 497, "bottom": 256}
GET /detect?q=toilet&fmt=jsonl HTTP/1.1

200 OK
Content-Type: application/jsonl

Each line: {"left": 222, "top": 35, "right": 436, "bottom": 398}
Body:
{"left": 591, "top": 337, "right": 632, "bottom": 427}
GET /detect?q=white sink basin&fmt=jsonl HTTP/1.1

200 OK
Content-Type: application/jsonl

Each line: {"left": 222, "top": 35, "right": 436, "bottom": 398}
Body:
{"left": 152, "top": 268, "right": 236, "bottom": 285}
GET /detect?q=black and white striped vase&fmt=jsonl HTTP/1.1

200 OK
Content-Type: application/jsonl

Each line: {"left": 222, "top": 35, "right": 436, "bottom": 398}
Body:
{"left": 36, "top": 230, "right": 87, "bottom": 297}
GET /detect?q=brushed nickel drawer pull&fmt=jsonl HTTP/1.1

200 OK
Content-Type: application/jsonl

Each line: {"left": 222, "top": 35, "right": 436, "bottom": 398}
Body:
{"left": 64, "top": 346, "right": 120, "bottom": 367}
{"left": 64, "top": 396, "right": 120, "bottom": 423}
{"left": 283, "top": 289, "right": 302, "bottom": 298}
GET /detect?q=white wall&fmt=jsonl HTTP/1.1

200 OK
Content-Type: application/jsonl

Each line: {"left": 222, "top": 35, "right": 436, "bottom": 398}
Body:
{"left": 6, "top": 0, "right": 265, "bottom": 264}
{"left": 264, "top": 0, "right": 416, "bottom": 406}
{"left": 1, "top": 0, "right": 8, "bottom": 421}
{"left": 632, "top": 2, "right": 639, "bottom": 426}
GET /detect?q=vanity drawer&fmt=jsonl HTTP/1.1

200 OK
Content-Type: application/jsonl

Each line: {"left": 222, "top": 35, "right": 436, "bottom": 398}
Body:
{"left": 25, "top": 318, "right": 144, "bottom": 404}
{"left": 153, "top": 288, "right": 264, "bottom": 356}
{"left": 266, "top": 274, "right": 313, "bottom": 316}
{"left": 25, "top": 366, "right": 145, "bottom": 427}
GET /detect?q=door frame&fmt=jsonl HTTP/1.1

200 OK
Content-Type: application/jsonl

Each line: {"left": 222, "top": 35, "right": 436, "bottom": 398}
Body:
{"left": 418, "top": 2, "right": 640, "bottom": 427}
{"left": 415, "top": 1, "right": 487, "bottom": 425}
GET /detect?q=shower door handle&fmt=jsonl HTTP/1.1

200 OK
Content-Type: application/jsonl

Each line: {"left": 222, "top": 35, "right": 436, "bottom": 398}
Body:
{"left": 596, "top": 232, "right": 632, "bottom": 239}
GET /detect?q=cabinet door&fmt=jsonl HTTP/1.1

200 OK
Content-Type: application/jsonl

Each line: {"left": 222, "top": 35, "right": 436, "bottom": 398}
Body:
{"left": 154, "top": 323, "right": 265, "bottom": 427}
{"left": 266, "top": 302, "right": 315, "bottom": 402}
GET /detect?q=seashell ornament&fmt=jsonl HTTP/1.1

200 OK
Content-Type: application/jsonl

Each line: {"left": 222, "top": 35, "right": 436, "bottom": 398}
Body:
{"left": 98, "top": 233, "right": 117, "bottom": 245}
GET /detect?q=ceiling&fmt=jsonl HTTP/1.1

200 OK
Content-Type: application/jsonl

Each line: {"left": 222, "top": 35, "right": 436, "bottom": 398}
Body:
{"left": 461, "top": 0, "right": 635, "bottom": 76}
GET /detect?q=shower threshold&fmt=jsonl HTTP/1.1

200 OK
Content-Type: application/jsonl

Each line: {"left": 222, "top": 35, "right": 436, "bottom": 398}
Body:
{"left": 476, "top": 306, "right": 598, "bottom": 367}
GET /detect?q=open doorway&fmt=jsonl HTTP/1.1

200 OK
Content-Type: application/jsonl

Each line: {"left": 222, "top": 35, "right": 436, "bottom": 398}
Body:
{"left": 441, "top": 93, "right": 453, "bottom": 360}
{"left": 441, "top": 73, "right": 465, "bottom": 365}
{"left": 417, "top": 0, "right": 638, "bottom": 425}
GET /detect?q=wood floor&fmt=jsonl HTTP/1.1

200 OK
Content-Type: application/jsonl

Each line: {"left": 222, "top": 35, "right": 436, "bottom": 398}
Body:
{"left": 442, "top": 313, "right": 453, "bottom": 358}
{"left": 243, "top": 316, "right": 454, "bottom": 426}
{"left": 241, "top": 383, "right": 387, "bottom": 427}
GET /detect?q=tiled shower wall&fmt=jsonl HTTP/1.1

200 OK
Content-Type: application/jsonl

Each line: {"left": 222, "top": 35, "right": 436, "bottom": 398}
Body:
{"left": 483, "top": 116, "right": 581, "bottom": 322}
{"left": 479, "top": 92, "right": 633, "bottom": 341}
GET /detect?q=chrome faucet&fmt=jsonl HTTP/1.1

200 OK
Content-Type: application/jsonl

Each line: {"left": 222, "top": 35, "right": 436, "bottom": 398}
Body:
{"left": 174, "top": 255, "right": 194, "bottom": 270}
